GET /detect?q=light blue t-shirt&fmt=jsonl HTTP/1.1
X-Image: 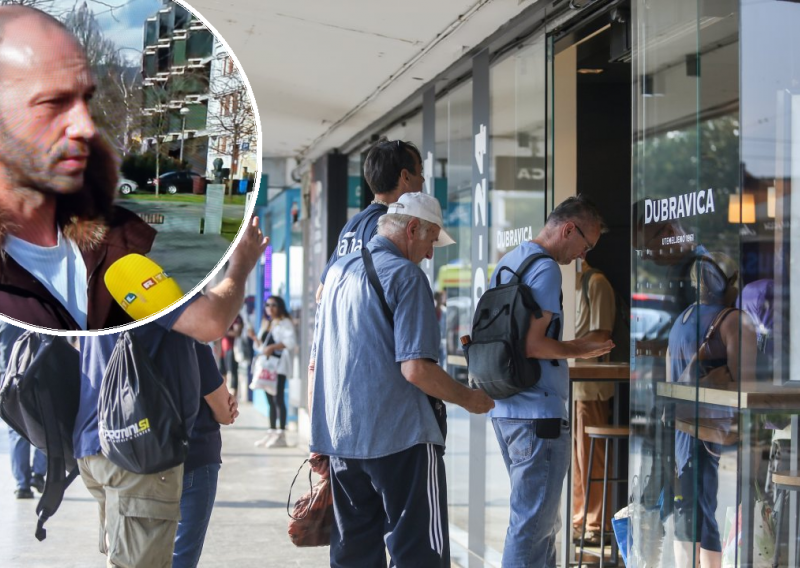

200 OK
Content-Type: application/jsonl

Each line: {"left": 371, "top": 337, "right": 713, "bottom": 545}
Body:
{"left": 310, "top": 235, "right": 444, "bottom": 459}
{"left": 489, "top": 241, "right": 569, "bottom": 420}
{"left": 5, "top": 229, "right": 88, "bottom": 329}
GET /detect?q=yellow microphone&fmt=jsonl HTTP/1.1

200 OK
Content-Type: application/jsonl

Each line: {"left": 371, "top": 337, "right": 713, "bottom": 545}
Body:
{"left": 104, "top": 254, "right": 183, "bottom": 320}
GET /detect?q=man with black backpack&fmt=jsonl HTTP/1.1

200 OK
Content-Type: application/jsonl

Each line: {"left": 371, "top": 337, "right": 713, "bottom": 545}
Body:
{"left": 74, "top": 218, "right": 268, "bottom": 568}
{"left": 489, "top": 195, "right": 613, "bottom": 567}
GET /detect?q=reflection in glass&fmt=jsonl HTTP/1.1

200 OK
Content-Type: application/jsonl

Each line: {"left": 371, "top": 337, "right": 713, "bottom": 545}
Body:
{"left": 436, "top": 80, "right": 473, "bottom": 549}
{"left": 631, "top": 0, "right": 743, "bottom": 566}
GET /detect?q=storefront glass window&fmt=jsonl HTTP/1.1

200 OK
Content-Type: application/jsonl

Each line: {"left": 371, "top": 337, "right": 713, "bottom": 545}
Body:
{"left": 483, "top": 37, "right": 549, "bottom": 559}
{"left": 436, "top": 79, "right": 474, "bottom": 552}
{"left": 631, "top": 0, "right": 747, "bottom": 565}
{"left": 740, "top": 1, "right": 800, "bottom": 565}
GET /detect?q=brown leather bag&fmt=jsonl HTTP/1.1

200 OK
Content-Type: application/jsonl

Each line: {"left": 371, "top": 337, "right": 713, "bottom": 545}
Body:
{"left": 287, "top": 456, "right": 334, "bottom": 547}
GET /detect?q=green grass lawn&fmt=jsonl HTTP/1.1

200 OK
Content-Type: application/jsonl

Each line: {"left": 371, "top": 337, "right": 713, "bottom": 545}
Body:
{"left": 198, "top": 217, "right": 243, "bottom": 243}
{"left": 221, "top": 218, "right": 242, "bottom": 243}
{"left": 120, "top": 193, "right": 248, "bottom": 206}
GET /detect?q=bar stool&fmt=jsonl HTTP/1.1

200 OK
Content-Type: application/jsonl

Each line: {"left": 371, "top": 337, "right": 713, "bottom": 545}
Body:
{"left": 771, "top": 471, "right": 800, "bottom": 568}
{"left": 578, "top": 425, "right": 630, "bottom": 568}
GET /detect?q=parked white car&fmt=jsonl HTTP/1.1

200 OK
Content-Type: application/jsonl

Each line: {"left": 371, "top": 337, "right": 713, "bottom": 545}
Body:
{"left": 117, "top": 177, "right": 138, "bottom": 195}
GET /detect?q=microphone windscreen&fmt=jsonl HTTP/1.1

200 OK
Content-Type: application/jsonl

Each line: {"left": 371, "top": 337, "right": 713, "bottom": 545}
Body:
{"left": 104, "top": 254, "right": 183, "bottom": 320}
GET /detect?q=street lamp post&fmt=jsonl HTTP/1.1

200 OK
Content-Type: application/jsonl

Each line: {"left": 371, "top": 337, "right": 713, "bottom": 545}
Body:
{"left": 179, "top": 106, "right": 190, "bottom": 164}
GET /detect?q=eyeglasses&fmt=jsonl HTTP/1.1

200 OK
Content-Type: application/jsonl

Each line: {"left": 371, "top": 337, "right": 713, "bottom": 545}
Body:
{"left": 266, "top": 303, "right": 278, "bottom": 308}
{"left": 574, "top": 223, "right": 595, "bottom": 253}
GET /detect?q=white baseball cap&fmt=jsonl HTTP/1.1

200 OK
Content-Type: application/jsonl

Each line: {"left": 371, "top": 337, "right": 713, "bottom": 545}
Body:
{"left": 386, "top": 192, "right": 456, "bottom": 247}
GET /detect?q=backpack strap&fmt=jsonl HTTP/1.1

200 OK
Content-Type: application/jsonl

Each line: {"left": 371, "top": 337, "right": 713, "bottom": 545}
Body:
{"left": 493, "top": 253, "right": 554, "bottom": 287}
{"left": 361, "top": 248, "right": 394, "bottom": 324}
{"left": 360, "top": 248, "right": 447, "bottom": 438}
{"left": 34, "top": 377, "right": 79, "bottom": 541}
{"left": 702, "top": 307, "right": 736, "bottom": 345}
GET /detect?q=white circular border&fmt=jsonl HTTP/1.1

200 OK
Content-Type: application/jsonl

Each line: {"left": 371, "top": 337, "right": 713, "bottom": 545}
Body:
{"left": 0, "top": 0, "right": 263, "bottom": 338}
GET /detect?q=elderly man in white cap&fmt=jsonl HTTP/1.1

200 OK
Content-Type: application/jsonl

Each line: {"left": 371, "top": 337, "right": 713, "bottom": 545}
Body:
{"left": 309, "top": 192, "right": 493, "bottom": 567}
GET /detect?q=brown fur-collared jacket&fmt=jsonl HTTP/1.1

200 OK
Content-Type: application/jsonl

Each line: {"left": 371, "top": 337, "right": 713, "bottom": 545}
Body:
{"left": 0, "top": 137, "right": 156, "bottom": 331}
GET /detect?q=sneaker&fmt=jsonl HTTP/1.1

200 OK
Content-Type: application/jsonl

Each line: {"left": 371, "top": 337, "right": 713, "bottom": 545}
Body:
{"left": 254, "top": 429, "right": 278, "bottom": 447}
{"left": 266, "top": 431, "right": 287, "bottom": 448}
{"left": 31, "top": 473, "right": 45, "bottom": 494}
{"left": 15, "top": 488, "right": 34, "bottom": 499}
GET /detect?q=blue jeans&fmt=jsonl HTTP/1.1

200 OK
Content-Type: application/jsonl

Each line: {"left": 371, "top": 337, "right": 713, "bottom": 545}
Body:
{"left": 173, "top": 463, "right": 220, "bottom": 568}
{"left": 8, "top": 428, "right": 46, "bottom": 490}
{"left": 492, "top": 418, "right": 571, "bottom": 568}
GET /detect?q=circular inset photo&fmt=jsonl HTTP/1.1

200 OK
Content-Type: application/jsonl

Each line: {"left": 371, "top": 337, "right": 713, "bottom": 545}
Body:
{"left": 0, "top": 0, "right": 260, "bottom": 333}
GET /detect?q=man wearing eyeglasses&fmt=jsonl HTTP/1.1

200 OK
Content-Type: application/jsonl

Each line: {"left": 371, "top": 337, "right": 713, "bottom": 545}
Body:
{"left": 315, "top": 138, "right": 425, "bottom": 303}
{"left": 489, "top": 195, "right": 614, "bottom": 567}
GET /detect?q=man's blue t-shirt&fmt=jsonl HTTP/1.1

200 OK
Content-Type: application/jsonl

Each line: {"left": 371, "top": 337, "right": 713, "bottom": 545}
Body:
{"left": 310, "top": 235, "right": 443, "bottom": 459}
{"left": 489, "top": 241, "right": 569, "bottom": 420}
{"left": 184, "top": 342, "right": 224, "bottom": 473}
{"left": 74, "top": 296, "right": 201, "bottom": 460}
{"left": 319, "top": 203, "right": 387, "bottom": 284}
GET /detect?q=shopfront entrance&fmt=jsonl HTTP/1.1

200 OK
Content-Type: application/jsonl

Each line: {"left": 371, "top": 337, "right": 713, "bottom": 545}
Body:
{"left": 298, "top": 0, "right": 800, "bottom": 565}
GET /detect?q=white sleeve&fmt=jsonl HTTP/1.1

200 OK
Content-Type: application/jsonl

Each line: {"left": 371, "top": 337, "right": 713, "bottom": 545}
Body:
{"left": 277, "top": 319, "right": 297, "bottom": 350}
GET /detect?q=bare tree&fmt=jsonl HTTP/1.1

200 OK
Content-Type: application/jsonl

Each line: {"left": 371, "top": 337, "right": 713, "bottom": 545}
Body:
{"left": 62, "top": 2, "right": 142, "bottom": 155}
{"left": 0, "top": 0, "right": 129, "bottom": 20}
{"left": 0, "top": 0, "right": 56, "bottom": 9}
{"left": 207, "top": 51, "right": 257, "bottom": 191}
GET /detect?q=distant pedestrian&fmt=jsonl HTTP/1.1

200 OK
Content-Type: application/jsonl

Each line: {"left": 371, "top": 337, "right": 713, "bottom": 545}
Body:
{"left": 219, "top": 314, "right": 243, "bottom": 399}
{"left": 251, "top": 295, "right": 296, "bottom": 449}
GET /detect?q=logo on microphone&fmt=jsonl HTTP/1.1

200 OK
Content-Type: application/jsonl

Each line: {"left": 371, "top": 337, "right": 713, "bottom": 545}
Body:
{"left": 121, "top": 292, "right": 137, "bottom": 310}
{"left": 142, "top": 271, "right": 169, "bottom": 291}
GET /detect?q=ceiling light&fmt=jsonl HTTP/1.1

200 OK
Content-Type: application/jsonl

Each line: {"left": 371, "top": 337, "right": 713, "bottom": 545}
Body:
{"left": 577, "top": 68, "right": 604, "bottom": 74}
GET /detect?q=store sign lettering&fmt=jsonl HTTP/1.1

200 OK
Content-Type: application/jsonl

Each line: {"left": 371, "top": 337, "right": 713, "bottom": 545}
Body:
{"left": 517, "top": 167, "right": 544, "bottom": 180}
{"left": 474, "top": 124, "right": 488, "bottom": 307}
{"left": 644, "top": 188, "right": 716, "bottom": 224}
{"left": 498, "top": 226, "right": 533, "bottom": 249}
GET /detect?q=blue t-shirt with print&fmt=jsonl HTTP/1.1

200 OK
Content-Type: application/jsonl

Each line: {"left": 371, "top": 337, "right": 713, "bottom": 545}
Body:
{"left": 310, "top": 235, "right": 443, "bottom": 459}
{"left": 320, "top": 203, "right": 387, "bottom": 284}
{"left": 73, "top": 295, "right": 201, "bottom": 460}
{"left": 489, "top": 241, "right": 569, "bottom": 420}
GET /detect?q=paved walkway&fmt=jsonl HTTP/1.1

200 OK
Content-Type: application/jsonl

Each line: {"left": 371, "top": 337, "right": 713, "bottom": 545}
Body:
{"left": 0, "top": 404, "right": 330, "bottom": 567}
{"left": 115, "top": 200, "right": 244, "bottom": 293}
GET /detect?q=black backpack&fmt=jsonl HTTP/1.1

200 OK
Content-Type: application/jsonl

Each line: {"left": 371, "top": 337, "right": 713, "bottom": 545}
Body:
{"left": 98, "top": 331, "right": 188, "bottom": 475}
{"left": 467, "top": 253, "right": 558, "bottom": 400}
{"left": 0, "top": 332, "right": 81, "bottom": 541}
{"left": 581, "top": 268, "right": 631, "bottom": 363}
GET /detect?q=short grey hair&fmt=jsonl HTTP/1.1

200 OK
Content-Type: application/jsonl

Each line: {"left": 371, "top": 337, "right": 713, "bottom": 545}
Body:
{"left": 377, "top": 213, "right": 437, "bottom": 240}
{"left": 546, "top": 194, "right": 608, "bottom": 234}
